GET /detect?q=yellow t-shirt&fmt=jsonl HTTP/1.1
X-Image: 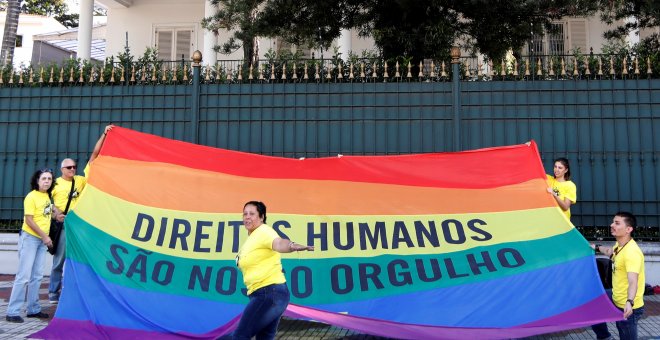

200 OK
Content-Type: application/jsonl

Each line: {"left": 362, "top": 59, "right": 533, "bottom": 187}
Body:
{"left": 546, "top": 175, "right": 577, "bottom": 219}
{"left": 22, "top": 190, "right": 53, "bottom": 238}
{"left": 237, "top": 224, "right": 286, "bottom": 295}
{"left": 611, "top": 239, "right": 645, "bottom": 309}
{"left": 52, "top": 175, "right": 87, "bottom": 212}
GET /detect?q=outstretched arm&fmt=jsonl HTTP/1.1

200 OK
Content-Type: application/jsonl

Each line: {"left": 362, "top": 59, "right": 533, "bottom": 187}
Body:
{"left": 272, "top": 238, "right": 314, "bottom": 253}
{"left": 591, "top": 243, "right": 614, "bottom": 257}
{"left": 89, "top": 125, "right": 115, "bottom": 163}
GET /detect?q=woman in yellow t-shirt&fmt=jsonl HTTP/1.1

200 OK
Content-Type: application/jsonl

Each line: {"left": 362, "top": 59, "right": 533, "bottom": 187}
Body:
{"left": 546, "top": 157, "right": 577, "bottom": 220}
{"left": 6, "top": 168, "right": 60, "bottom": 323}
{"left": 233, "top": 201, "right": 314, "bottom": 340}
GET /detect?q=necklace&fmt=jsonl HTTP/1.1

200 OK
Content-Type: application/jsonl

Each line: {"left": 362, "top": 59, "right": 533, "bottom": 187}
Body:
{"left": 610, "top": 239, "right": 631, "bottom": 262}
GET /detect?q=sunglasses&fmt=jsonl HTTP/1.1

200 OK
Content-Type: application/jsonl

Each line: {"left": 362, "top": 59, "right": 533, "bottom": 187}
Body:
{"left": 40, "top": 168, "right": 54, "bottom": 173}
{"left": 63, "top": 165, "right": 77, "bottom": 170}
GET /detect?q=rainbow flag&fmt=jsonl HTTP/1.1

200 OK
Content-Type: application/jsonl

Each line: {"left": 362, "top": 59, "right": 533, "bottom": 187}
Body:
{"left": 33, "top": 127, "right": 621, "bottom": 339}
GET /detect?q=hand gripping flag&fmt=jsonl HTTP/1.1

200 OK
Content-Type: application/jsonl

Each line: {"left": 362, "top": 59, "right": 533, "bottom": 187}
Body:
{"left": 33, "top": 127, "right": 621, "bottom": 339}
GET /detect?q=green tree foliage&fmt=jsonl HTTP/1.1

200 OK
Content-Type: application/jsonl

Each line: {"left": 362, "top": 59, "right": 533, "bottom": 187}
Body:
{"left": 205, "top": 0, "right": 598, "bottom": 61}
{"left": 253, "top": 0, "right": 362, "bottom": 50}
{"left": 1, "top": 0, "right": 79, "bottom": 28}
{"left": 20, "top": 0, "right": 79, "bottom": 28}
{"left": 202, "top": 0, "right": 266, "bottom": 67}
{"left": 596, "top": 0, "right": 660, "bottom": 50}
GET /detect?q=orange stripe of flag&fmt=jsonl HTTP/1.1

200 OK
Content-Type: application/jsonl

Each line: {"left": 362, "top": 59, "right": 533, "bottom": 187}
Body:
{"left": 89, "top": 156, "right": 556, "bottom": 215}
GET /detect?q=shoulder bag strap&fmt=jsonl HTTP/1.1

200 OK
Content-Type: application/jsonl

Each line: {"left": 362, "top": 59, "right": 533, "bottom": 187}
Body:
{"left": 63, "top": 177, "right": 75, "bottom": 215}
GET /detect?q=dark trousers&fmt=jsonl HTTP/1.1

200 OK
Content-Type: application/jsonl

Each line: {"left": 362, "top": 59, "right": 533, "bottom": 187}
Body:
{"left": 592, "top": 289, "right": 645, "bottom": 340}
{"left": 232, "top": 283, "right": 290, "bottom": 340}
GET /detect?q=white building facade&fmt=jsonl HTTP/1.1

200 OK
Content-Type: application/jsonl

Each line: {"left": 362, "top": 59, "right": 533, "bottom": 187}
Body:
{"left": 88, "top": 1, "right": 647, "bottom": 64}
{"left": 0, "top": 14, "right": 67, "bottom": 67}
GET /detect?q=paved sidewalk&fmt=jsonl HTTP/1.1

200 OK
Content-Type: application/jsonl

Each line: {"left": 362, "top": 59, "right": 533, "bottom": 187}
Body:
{"left": 0, "top": 274, "right": 658, "bottom": 339}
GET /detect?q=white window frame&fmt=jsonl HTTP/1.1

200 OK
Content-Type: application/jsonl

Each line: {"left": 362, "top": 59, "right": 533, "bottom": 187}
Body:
{"left": 525, "top": 21, "right": 571, "bottom": 57}
{"left": 547, "top": 22, "right": 567, "bottom": 55}
{"left": 153, "top": 24, "right": 196, "bottom": 61}
{"left": 566, "top": 19, "right": 588, "bottom": 54}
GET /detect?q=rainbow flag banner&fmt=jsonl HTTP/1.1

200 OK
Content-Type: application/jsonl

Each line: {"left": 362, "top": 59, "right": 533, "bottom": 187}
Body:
{"left": 33, "top": 127, "right": 621, "bottom": 339}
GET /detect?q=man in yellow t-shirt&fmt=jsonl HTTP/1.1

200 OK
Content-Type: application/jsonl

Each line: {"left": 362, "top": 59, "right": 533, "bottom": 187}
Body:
{"left": 48, "top": 125, "right": 114, "bottom": 303}
{"left": 592, "top": 212, "right": 645, "bottom": 340}
{"left": 48, "top": 158, "right": 87, "bottom": 303}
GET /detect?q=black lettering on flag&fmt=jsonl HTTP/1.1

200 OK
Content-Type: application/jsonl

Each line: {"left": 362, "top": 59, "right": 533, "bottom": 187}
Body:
{"left": 441, "top": 219, "right": 466, "bottom": 244}
{"left": 290, "top": 266, "right": 313, "bottom": 298}
{"left": 359, "top": 263, "right": 384, "bottom": 291}
{"left": 189, "top": 265, "right": 212, "bottom": 291}
{"left": 467, "top": 251, "right": 497, "bottom": 275}
{"left": 498, "top": 248, "right": 526, "bottom": 268}
{"left": 194, "top": 220, "right": 213, "bottom": 253}
{"left": 388, "top": 259, "right": 412, "bottom": 286}
{"left": 331, "top": 264, "right": 353, "bottom": 294}
{"left": 414, "top": 221, "right": 440, "bottom": 247}
{"left": 392, "top": 221, "right": 414, "bottom": 249}
{"left": 152, "top": 260, "right": 174, "bottom": 286}
{"left": 215, "top": 267, "right": 237, "bottom": 295}
{"left": 333, "top": 221, "right": 354, "bottom": 250}
{"left": 107, "top": 244, "right": 128, "bottom": 274}
{"left": 468, "top": 218, "right": 492, "bottom": 241}
{"left": 132, "top": 213, "right": 154, "bottom": 242}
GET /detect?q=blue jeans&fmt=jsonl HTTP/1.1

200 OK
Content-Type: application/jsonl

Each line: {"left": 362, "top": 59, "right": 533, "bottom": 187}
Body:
{"left": 615, "top": 306, "right": 644, "bottom": 340}
{"left": 49, "top": 228, "right": 66, "bottom": 298}
{"left": 233, "top": 283, "right": 290, "bottom": 340}
{"left": 7, "top": 232, "right": 47, "bottom": 316}
{"left": 592, "top": 289, "right": 645, "bottom": 340}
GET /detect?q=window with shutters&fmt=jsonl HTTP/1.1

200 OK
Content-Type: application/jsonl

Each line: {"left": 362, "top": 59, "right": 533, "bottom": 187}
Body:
{"left": 528, "top": 34, "right": 545, "bottom": 56}
{"left": 548, "top": 23, "right": 565, "bottom": 55}
{"left": 154, "top": 26, "right": 194, "bottom": 61}
{"left": 568, "top": 20, "right": 587, "bottom": 53}
{"left": 523, "top": 22, "right": 569, "bottom": 56}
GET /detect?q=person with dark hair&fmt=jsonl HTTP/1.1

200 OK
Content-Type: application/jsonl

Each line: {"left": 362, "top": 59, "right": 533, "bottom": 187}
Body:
{"left": 546, "top": 157, "right": 577, "bottom": 220}
{"left": 48, "top": 124, "right": 113, "bottom": 304}
{"left": 233, "top": 201, "right": 314, "bottom": 340}
{"left": 6, "top": 168, "right": 61, "bottom": 323}
{"left": 591, "top": 212, "right": 645, "bottom": 340}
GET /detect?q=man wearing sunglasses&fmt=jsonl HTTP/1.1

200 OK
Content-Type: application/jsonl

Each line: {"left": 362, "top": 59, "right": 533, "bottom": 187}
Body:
{"left": 48, "top": 125, "right": 114, "bottom": 304}
{"left": 592, "top": 212, "right": 645, "bottom": 340}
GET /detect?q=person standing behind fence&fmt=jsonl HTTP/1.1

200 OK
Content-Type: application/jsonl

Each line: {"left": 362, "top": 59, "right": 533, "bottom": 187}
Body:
{"left": 5, "top": 169, "right": 60, "bottom": 323}
{"left": 546, "top": 157, "right": 577, "bottom": 220}
{"left": 48, "top": 124, "right": 114, "bottom": 304}
{"left": 233, "top": 201, "right": 314, "bottom": 340}
{"left": 591, "top": 212, "right": 645, "bottom": 340}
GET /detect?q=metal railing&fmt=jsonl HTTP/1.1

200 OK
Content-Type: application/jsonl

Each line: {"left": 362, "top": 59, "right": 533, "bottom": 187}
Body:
{"left": 1, "top": 52, "right": 658, "bottom": 87}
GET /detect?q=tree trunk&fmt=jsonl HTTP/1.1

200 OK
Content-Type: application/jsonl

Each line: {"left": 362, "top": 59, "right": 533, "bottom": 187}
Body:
{"left": 252, "top": 36, "right": 259, "bottom": 66}
{"left": 1, "top": 0, "right": 21, "bottom": 66}
{"left": 243, "top": 38, "right": 254, "bottom": 71}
